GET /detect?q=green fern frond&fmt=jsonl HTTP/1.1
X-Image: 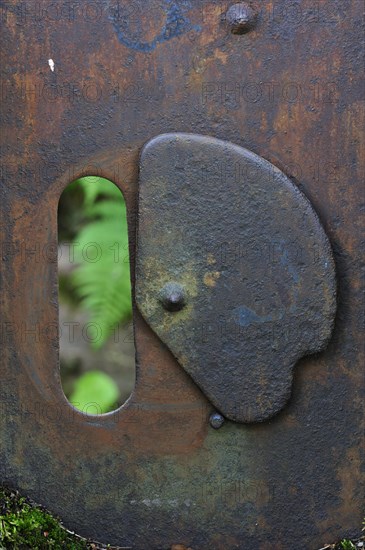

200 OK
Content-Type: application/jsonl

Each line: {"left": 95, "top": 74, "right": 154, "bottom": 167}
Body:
{"left": 77, "top": 176, "right": 122, "bottom": 208}
{"left": 69, "top": 177, "right": 132, "bottom": 348}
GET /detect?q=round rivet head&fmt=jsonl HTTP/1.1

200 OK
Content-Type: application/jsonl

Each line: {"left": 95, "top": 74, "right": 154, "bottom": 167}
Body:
{"left": 226, "top": 3, "right": 257, "bottom": 34}
{"left": 209, "top": 412, "right": 225, "bottom": 429}
{"left": 159, "top": 282, "right": 186, "bottom": 312}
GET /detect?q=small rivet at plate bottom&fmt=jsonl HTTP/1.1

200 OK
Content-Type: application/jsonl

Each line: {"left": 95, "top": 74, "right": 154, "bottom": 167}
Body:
{"left": 209, "top": 412, "right": 225, "bottom": 429}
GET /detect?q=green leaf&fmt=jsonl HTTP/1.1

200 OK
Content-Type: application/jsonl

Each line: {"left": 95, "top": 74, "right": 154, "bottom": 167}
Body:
{"left": 67, "top": 177, "right": 132, "bottom": 348}
{"left": 69, "top": 371, "right": 120, "bottom": 414}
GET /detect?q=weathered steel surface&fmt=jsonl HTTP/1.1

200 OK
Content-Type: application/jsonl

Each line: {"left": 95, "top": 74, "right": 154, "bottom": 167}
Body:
{"left": 136, "top": 133, "right": 336, "bottom": 423}
{"left": 0, "top": 1, "right": 364, "bottom": 548}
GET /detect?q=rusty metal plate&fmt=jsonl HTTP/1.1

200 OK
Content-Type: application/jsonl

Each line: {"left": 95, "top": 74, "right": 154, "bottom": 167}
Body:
{"left": 136, "top": 133, "right": 336, "bottom": 423}
{"left": 1, "top": 0, "right": 364, "bottom": 548}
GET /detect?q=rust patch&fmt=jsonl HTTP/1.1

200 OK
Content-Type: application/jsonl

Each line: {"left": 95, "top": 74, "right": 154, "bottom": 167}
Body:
{"left": 203, "top": 270, "right": 221, "bottom": 287}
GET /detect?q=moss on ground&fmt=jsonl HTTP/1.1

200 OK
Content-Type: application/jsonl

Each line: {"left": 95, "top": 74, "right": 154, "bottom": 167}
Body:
{"left": 0, "top": 486, "right": 363, "bottom": 549}
{"left": 0, "top": 487, "right": 89, "bottom": 549}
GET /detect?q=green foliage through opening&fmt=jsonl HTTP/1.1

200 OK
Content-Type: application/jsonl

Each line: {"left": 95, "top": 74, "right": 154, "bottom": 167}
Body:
{"left": 58, "top": 177, "right": 135, "bottom": 414}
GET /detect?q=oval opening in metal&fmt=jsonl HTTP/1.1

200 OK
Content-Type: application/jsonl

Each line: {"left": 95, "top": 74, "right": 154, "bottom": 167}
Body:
{"left": 58, "top": 176, "right": 135, "bottom": 415}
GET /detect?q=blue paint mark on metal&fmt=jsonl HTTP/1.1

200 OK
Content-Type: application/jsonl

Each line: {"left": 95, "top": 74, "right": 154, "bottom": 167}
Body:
{"left": 233, "top": 306, "right": 279, "bottom": 327}
{"left": 110, "top": 0, "right": 201, "bottom": 53}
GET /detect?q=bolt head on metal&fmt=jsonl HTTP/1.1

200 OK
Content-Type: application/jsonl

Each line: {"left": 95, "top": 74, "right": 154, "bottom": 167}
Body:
{"left": 226, "top": 3, "right": 257, "bottom": 34}
{"left": 159, "top": 282, "right": 186, "bottom": 312}
{"left": 209, "top": 412, "right": 225, "bottom": 429}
